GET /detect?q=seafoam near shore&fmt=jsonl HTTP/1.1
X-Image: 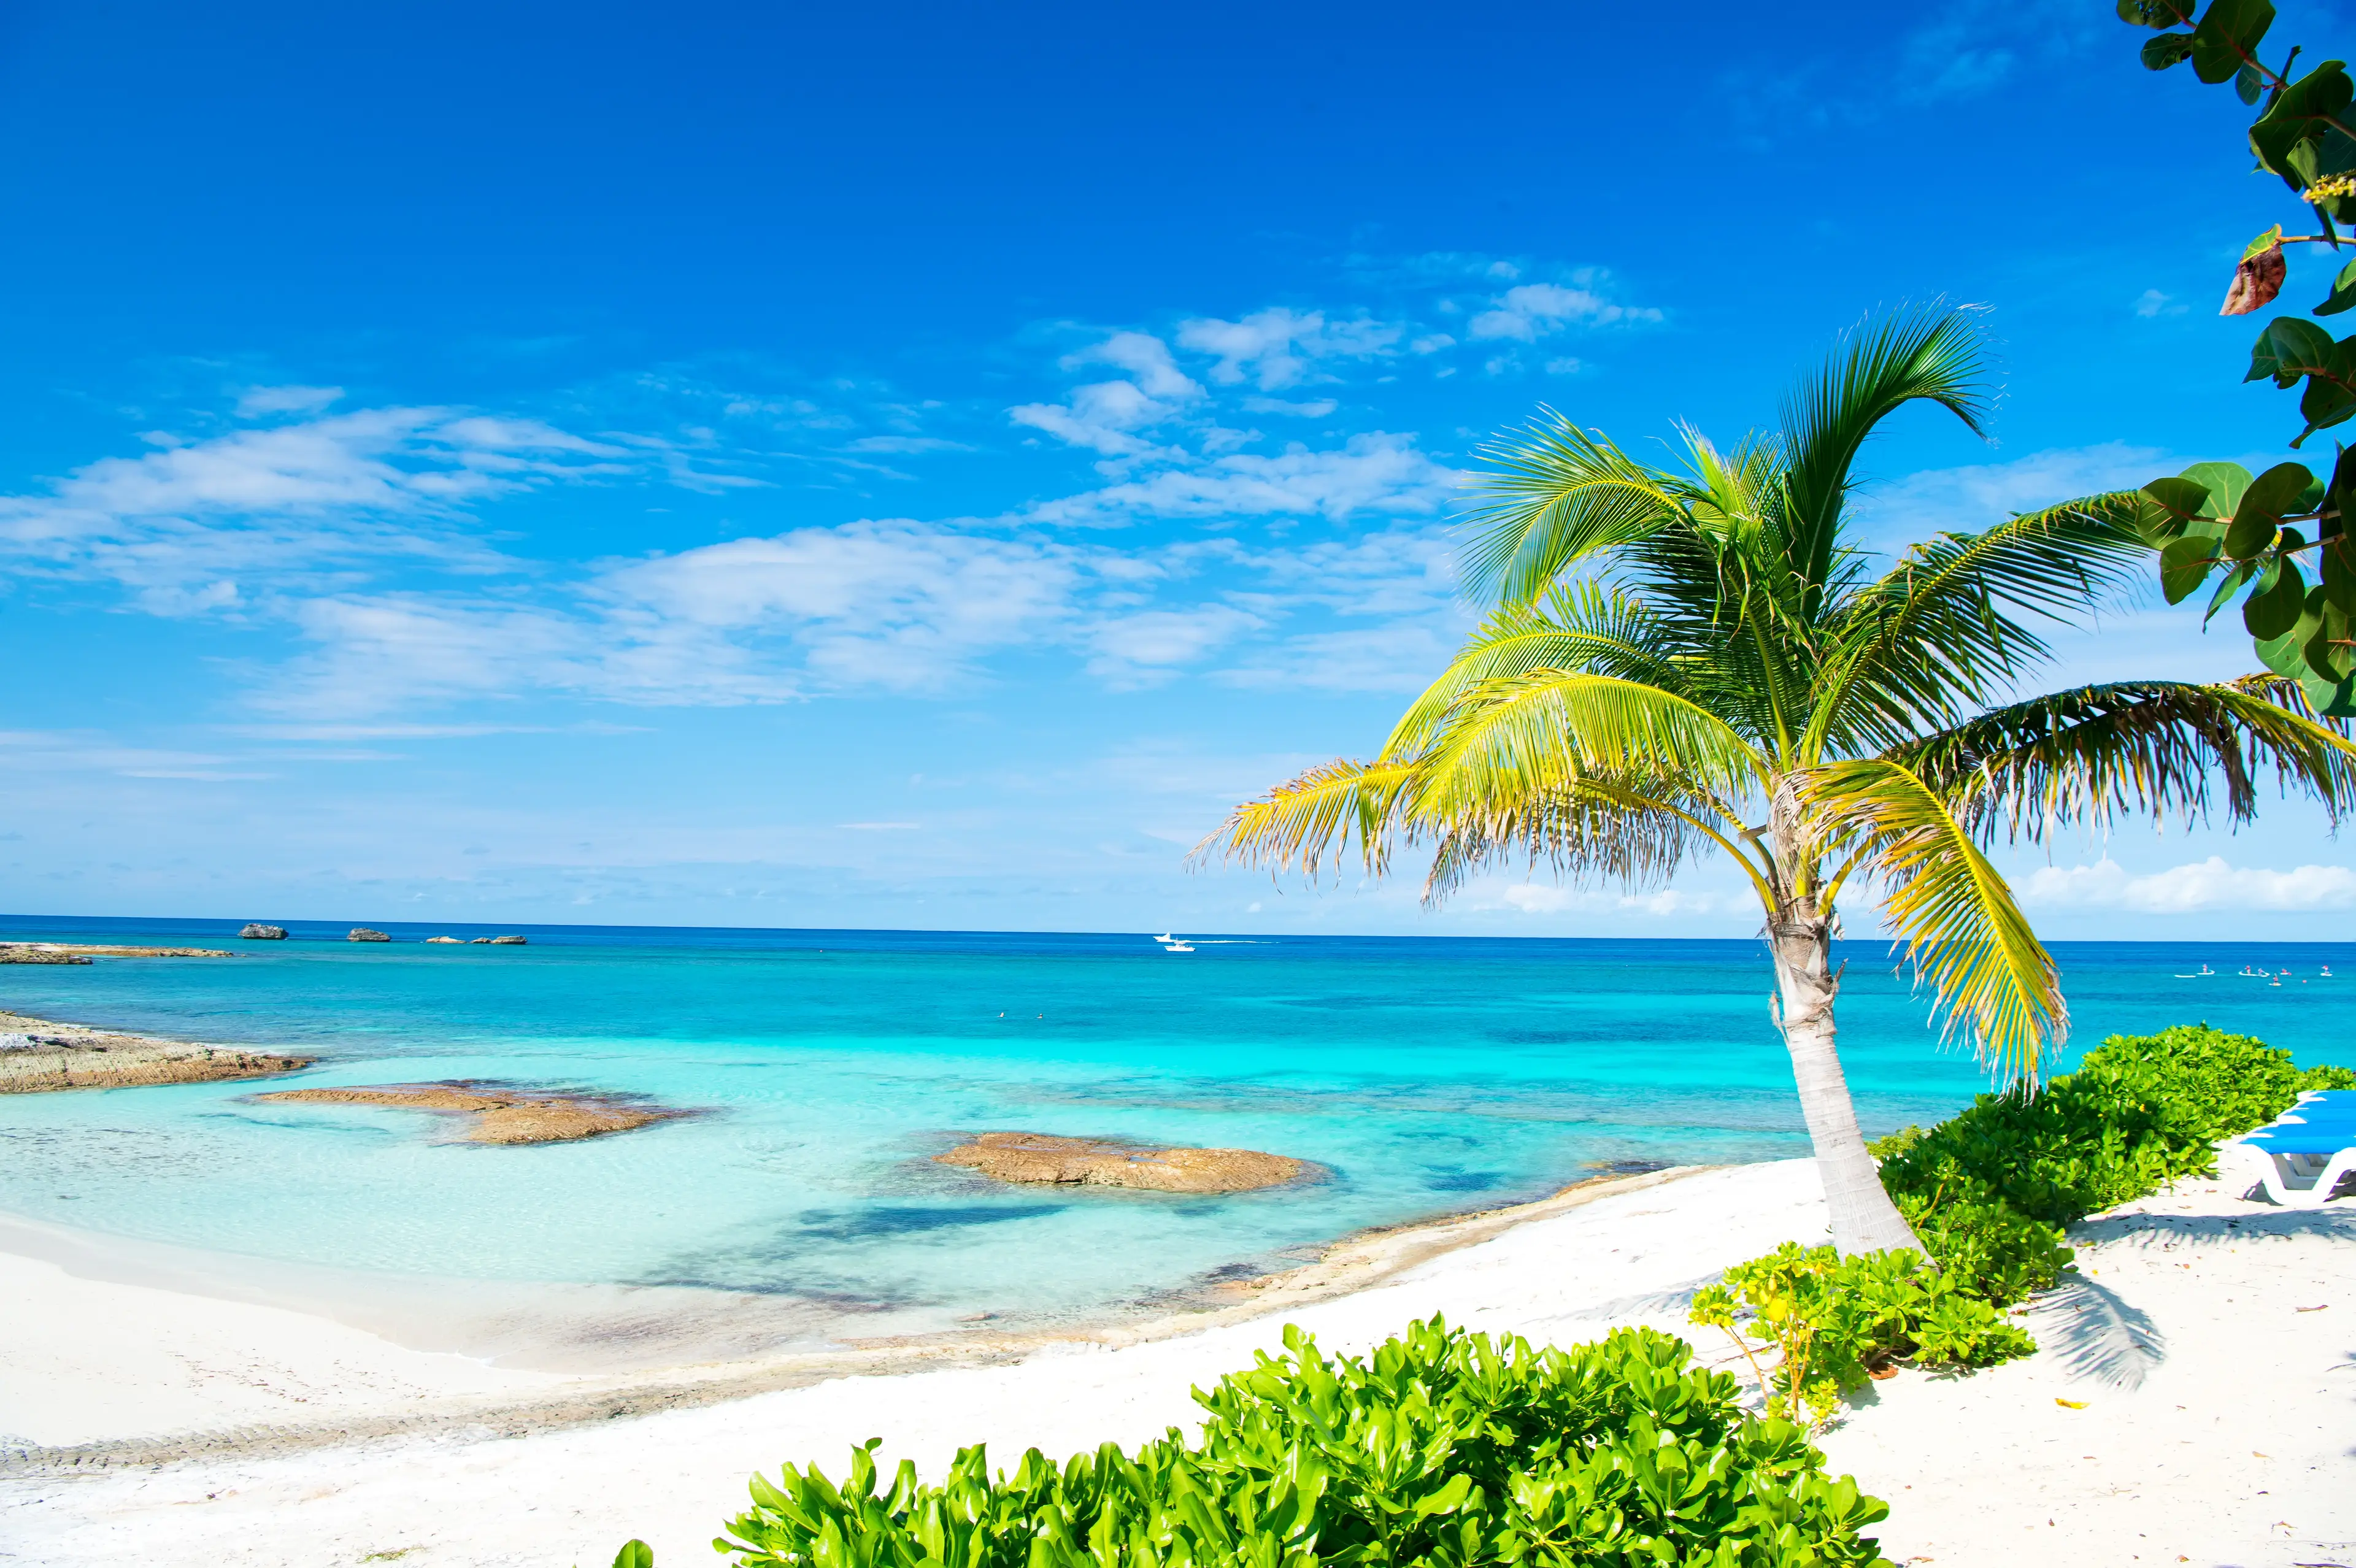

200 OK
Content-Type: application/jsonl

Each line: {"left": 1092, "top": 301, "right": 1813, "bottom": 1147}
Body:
{"left": 3, "top": 1159, "right": 2350, "bottom": 1567}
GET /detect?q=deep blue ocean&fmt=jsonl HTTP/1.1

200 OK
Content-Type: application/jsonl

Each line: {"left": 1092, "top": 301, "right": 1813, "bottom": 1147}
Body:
{"left": 2, "top": 913, "right": 2349, "bottom": 1338}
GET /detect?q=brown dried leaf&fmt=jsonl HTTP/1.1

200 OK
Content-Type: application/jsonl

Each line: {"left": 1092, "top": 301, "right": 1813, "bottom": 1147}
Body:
{"left": 2223, "top": 243, "right": 2287, "bottom": 315}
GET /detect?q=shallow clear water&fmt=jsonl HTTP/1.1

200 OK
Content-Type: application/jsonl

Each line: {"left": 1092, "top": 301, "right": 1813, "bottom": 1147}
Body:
{"left": 2, "top": 914, "right": 2350, "bottom": 1339}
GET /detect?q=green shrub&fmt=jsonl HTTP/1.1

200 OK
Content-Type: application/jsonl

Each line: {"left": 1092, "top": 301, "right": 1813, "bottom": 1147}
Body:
{"left": 2296, "top": 1063, "right": 2356, "bottom": 1091}
{"left": 718, "top": 1318, "right": 1895, "bottom": 1568}
{"left": 1689, "top": 1243, "right": 2034, "bottom": 1433}
{"left": 1864, "top": 1023, "right": 2334, "bottom": 1302}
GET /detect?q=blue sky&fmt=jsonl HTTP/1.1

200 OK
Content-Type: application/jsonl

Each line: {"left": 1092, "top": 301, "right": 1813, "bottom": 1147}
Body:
{"left": 2, "top": 0, "right": 2353, "bottom": 937}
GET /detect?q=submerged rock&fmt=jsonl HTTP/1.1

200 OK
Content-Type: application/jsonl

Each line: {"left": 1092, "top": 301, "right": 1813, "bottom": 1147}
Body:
{"left": 424, "top": 936, "right": 463, "bottom": 943}
{"left": 348, "top": 928, "right": 391, "bottom": 942}
{"left": 255, "top": 1081, "right": 676, "bottom": 1144}
{"left": 935, "top": 1131, "right": 1314, "bottom": 1194}
{"left": 239, "top": 923, "right": 288, "bottom": 940}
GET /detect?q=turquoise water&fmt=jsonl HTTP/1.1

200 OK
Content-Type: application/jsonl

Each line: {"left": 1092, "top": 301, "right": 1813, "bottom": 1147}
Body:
{"left": 3, "top": 915, "right": 2351, "bottom": 1340}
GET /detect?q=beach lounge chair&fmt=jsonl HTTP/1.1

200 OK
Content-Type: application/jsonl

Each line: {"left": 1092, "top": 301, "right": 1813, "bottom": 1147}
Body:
{"left": 2222, "top": 1091, "right": 2356, "bottom": 1209}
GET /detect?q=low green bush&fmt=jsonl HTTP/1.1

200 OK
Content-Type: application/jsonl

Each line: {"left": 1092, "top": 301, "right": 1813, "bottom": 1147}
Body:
{"left": 1696, "top": 1023, "right": 2352, "bottom": 1429}
{"left": 717, "top": 1318, "right": 1895, "bottom": 1568}
{"left": 1867, "top": 1022, "right": 2341, "bottom": 1302}
{"left": 1689, "top": 1243, "right": 2033, "bottom": 1432}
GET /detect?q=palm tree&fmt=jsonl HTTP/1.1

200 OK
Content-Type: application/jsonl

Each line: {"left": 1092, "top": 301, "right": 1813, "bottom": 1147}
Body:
{"left": 1198, "top": 310, "right": 2356, "bottom": 1256}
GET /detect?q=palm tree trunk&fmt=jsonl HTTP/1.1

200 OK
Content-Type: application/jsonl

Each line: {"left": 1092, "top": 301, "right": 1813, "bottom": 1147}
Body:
{"left": 1765, "top": 907, "right": 1928, "bottom": 1256}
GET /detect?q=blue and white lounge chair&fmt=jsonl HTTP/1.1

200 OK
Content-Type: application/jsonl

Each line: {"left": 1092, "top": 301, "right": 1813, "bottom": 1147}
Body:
{"left": 2222, "top": 1090, "right": 2356, "bottom": 1208}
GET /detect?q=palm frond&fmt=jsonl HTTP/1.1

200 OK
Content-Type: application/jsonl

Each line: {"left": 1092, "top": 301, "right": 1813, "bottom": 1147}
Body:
{"left": 1780, "top": 309, "right": 1992, "bottom": 610}
{"left": 1419, "top": 775, "right": 1721, "bottom": 906}
{"left": 1380, "top": 585, "right": 1688, "bottom": 759}
{"left": 1190, "top": 758, "right": 1428, "bottom": 880}
{"left": 1414, "top": 671, "right": 1768, "bottom": 821}
{"left": 1456, "top": 413, "right": 1701, "bottom": 606}
{"left": 1892, "top": 674, "right": 2356, "bottom": 841}
{"left": 1805, "top": 758, "right": 2064, "bottom": 1086}
{"left": 1807, "top": 493, "right": 2157, "bottom": 757}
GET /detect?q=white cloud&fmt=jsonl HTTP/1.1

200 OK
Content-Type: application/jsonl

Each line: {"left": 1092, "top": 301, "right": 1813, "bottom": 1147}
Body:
{"left": 1027, "top": 433, "right": 1461, "bottom": 527}
{"left": 1217, "top": 624, "right": 1457, "bottom": 694}
{"left": 0, "top": 405, "right": 642, "bottom": 604}
{"left": 2133, "top": 289, "right": 2185, "bottom": 319}
{"left": 1463, "top": 879, "right": 1747, "bottom": 917}
{"left": 236, "top": 385, "right": 344, "bottom": 418}
{"left": 2017, "top": 855, "right": 2356, "bottom": 913}
{"left": 1176, "top": 309, "right": 1402, "bottom": 390}
{"left": 1850, "top": 442, "right": 2172, "bottom": 549}
{"left": 1010, "top": 379, "right": 1180, "bottom": 456}
{"left": 1087, "top": 605, "right": 1262, "bottom": 682}
{"left": 1242, "top": 396, "right": 1338, "bottom": 418}
{"left": 1068, "top": 331, "right": 1203, "bottom": 401}
{"left": 1468, "top": 281, "right": 1660, "bottom": 342}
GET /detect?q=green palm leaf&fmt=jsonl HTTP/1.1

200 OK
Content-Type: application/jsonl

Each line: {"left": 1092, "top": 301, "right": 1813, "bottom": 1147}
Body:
{"left": 1894, "top": 674, "right": 2356, "bottom": 841}
{"left": 1804, "top": 759, "right": 2063, "bottom": 1086}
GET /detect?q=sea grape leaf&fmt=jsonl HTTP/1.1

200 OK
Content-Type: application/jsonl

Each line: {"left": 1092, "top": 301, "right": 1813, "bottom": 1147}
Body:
{"left": 2206, "top": 558, "right": 2259, "bottom": 621}
{"left": 2179, "top": 460, "right": 2254, "bottom": 517}
{"left": 2223, "top": 461, "right": 2314, "bottom": 556}
{"left": 2323, "top": 534, "right": 2356, "bottom": 610}
{"left": 2225, "top": 240, "right": 2287, "bottom": 313}
{"left": 2144, "top": 31, "right": 2197, "bottom": 67}
{"left": 2119, "top": 0, "right": 2192, "bottom": 27}
{"left": 2160, "top": 536, "right": 2224, "bottom": 601}
{"left": 2139, "top": 475, "right": 2213, "bottom": 538}
{"left": 2317, "top": 258, "right": 2356, "bottom": 315}
{"left": 2246, "top": 315, "right": 2333, "bottom": 383}
{"left": 2246, "top": 556, "right": 2309, "bottom": 638}
{"left": 2249, "top": 60, "right": 2354, "bottom": 188}
{"left": 2191, "top": 0, "right": 2275, "bottom": 85}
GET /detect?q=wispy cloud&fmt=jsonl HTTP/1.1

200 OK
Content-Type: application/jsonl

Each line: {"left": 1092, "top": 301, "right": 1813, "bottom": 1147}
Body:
{"left": 2018, "top": 856, "right": 2356, "bottom": 913}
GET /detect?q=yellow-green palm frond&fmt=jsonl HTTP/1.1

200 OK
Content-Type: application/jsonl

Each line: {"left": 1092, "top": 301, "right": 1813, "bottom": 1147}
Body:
{"left": 1415, "top": 671, "right": 1769, "bottom": 821}
{"left": 1419, "top": 775, "right": 1734, "bottom": 907}
{"left": 1892, "top": 674, "right": 2356, "bottom": 842}
{"left": 1807, "top": 493, "right": 2157, "bottom": 758}
{"left": 1380, "top": 585, "right": 1689, "bottom": 759}
{"left": 1457, "top": 413, "right": 1701, "bottom": 606}
{"left": 1189, "top": 757, "right": 1431, "bottom": 882}
{"left": 1804, "top": 759, "right": 2063, "bottom": 1087}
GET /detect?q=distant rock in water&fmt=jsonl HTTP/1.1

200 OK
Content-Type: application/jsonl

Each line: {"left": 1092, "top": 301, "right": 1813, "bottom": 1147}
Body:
{"left": 488, "top": 934, "right": 527, "bottom": 945}
{"left": 0, "top": 947, "right": 92, "bottom": 966}
{"left": 936, "top": 1131, "right": 1314, "bottom": 1193}
{"left": 348, "top": 928, "right": 391, "bottom": 942}
{"left": 424, "top": 936, "right": 463, "bottom": 943}
{"left": 239, "top": 923, "right": 288, "bottom": 940}
{"left": 255, "top": 1081, "right": 677, "bottom": 1144}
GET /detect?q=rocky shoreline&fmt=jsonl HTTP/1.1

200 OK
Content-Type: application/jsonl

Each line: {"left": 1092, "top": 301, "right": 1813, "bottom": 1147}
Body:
{"left": 0, "top": 943, "right": 235, "bottom": 964}
{"left": 0, "top": 1012, "right": 312, "bottom": 1093}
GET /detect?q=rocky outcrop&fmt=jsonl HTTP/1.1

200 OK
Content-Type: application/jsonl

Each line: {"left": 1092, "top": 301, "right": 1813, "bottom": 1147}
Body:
{"left": 347, "top": 928, "right": 391, "bottom": 942}
{"left": 1, "top": 1014, "right": 312, "bottom": 1093}
{"left": 488, "top": 934, "right": 528, "bottom": 945}
{"left": 256, "top": 1082, "right": 675, "bottom": 1144}
{"left": 934, "top": 1132, "right": 1314, "bottom": 1193}
{"left": 239, "top": 924, "right": 288, "bottom": 940}
{"left": 0, "top": 947, "right": 91, "bottom": 965}
{"left": 424, "top": 936, "right": 462, "bottom": 943}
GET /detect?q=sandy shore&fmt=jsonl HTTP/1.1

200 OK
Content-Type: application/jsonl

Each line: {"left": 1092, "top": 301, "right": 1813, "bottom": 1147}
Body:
{"left": 1, "top": 1161, "right": 2349, "bottom": 1567}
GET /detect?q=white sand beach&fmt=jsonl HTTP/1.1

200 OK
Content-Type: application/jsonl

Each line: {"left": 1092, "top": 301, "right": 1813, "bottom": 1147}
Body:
{"left": 2, "top": 1159, "right": 2349, "bottom": 1568}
